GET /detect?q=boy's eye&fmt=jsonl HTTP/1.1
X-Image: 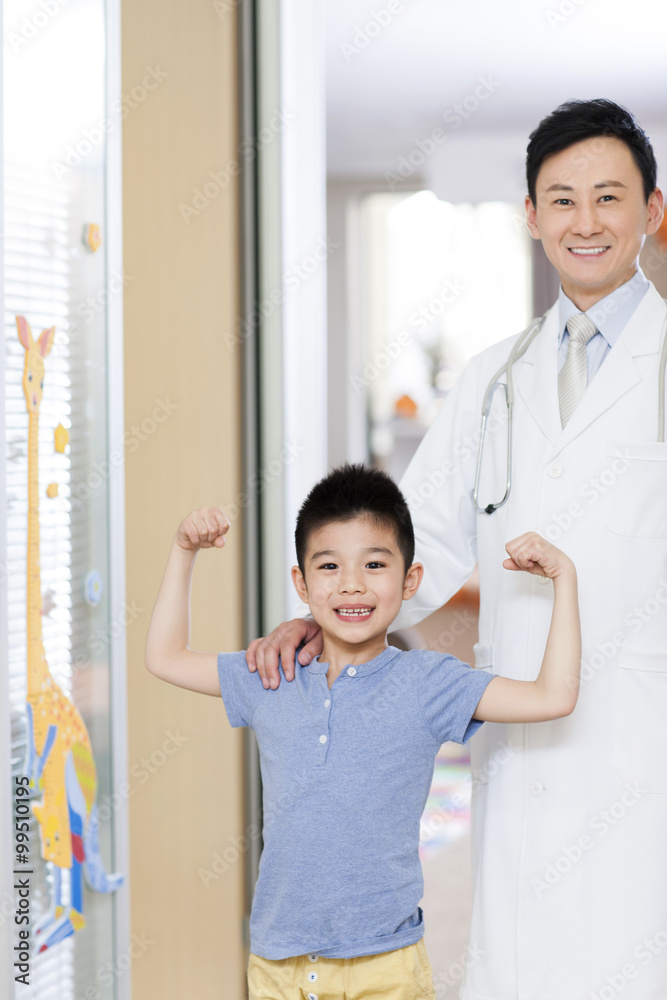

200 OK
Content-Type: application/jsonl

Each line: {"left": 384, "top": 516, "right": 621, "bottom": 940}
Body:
{"left": 318, "top": 562, "right": 338, "bottom": 570}
{"left": 366, "top": 561, "right": 385, "bottom": 569}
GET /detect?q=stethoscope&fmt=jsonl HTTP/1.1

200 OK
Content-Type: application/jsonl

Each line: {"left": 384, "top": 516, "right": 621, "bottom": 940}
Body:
{"left": 472, "top": 309, "right": 667, "bottom": 515}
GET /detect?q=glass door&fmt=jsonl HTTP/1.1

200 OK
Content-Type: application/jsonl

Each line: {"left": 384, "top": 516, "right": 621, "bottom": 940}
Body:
{"left": 2, "top": 0, "right": 127, "bottom": 996}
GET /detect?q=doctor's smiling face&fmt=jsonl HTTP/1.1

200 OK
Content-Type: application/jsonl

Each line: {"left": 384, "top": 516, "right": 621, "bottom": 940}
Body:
{"left": 525, "top": 135, "right": 664, "bottom": 312}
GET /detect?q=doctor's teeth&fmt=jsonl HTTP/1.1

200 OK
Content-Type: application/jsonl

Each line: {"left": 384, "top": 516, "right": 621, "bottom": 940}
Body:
{"left": 570, "top": 247, "right": 607, "bottom": 255}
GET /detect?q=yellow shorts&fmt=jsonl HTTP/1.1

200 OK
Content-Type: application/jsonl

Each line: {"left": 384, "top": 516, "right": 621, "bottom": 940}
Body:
{"left": 247, "top": 938, "right": 436, "bottom": 1000}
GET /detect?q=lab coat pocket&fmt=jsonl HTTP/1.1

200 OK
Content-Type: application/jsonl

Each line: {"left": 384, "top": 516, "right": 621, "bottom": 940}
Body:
{"left": 604, "top": 439, "right": 667, "bottom": 537}
{"left": 612, "top": 648, "right": 667, "bottom": 793}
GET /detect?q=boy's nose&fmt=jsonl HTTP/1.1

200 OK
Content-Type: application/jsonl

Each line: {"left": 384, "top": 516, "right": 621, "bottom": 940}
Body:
{"left": 338, "top": 575, "right": 364, "bottom": 594}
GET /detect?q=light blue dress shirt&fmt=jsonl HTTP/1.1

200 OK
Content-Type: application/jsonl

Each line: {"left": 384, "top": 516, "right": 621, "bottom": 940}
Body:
{"left": 557, "top": 268, "right": 649, "bottom": 383}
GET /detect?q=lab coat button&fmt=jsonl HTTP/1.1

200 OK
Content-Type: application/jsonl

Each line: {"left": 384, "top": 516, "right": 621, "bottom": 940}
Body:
{"left": 536, "top": 575, "right": 550, "bottom": 585}
{"left": 547, "top": 464, "right": 562, "bottom": 478}
{"left": 319, "top": 735, "right": 327, "bottom": 744}
{"left": 347, "top": 666, "right": 357, "bottom": 676}
{"left": 530, "top": 781, "right": 544, "bottom": 797}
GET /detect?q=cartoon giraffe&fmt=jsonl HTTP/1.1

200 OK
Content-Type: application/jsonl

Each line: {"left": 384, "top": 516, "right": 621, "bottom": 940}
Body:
{"left": 17, "top": 315, "right": 123, "bottom": 954}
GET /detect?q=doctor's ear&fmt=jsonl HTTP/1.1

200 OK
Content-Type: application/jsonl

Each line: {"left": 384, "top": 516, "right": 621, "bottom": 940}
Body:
{"left": 524, "top": 195, "right": 540, "bottom": 239}
{"left": 291, "top": 565, "right": 309, "bottom": 603}
{"left": 645, "top": 187, "right": 664, "bottom": 236}
{"left": 402, "top": 562, "right": 423, "bottom": 600}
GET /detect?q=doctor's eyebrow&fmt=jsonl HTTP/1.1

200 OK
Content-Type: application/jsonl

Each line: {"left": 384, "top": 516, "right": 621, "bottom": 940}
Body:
{"left": 544, "top": 180, "right": 627, "bottom": 192}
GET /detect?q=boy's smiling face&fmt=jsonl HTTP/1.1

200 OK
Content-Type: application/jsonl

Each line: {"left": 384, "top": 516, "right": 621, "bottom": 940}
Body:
{"left": 291, "top": 514, "right": 422, "bottom": 664}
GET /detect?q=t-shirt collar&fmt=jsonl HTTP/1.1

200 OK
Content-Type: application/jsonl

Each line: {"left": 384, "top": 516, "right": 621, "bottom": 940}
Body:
{"left": 305, "top": 644, "right": 402, "bottom": 677}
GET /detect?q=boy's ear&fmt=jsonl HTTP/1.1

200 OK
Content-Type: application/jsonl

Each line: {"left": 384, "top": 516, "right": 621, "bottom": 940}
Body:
{"left": 291, "top": 565, "right": 308, "bottom": 603}
{"left": 402, "top": 562, "right": 423, "bottom": 601}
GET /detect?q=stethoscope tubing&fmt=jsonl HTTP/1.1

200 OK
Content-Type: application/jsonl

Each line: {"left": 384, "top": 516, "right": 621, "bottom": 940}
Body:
{"left": 473, "top": 305, "right": 667, "bottom": 514}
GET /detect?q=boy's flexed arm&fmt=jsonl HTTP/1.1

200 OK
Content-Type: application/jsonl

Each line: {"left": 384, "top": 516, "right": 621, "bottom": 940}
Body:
{"left": 145, "top": 507, "right": 230, "bottom": 697}
{"left": 473, "top": 532, "right": 581, "bottom": 723}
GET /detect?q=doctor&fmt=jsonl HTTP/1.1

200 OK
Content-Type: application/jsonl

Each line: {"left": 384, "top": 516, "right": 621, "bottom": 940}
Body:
{"left": 246, "top": 99, "right": 667, "bottom": 999}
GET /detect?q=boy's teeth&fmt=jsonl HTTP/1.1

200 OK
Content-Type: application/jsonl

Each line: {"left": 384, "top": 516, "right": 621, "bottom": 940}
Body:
{"left": 570, "top": 247, "right": 607, "bottom": 255}
{"left": 336, "top": 607, "right": 372, "bottom": 616}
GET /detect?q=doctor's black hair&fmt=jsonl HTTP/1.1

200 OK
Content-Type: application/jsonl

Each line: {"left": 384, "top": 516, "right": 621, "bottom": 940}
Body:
{"left": 526, "top": 99, "right": 657, "bottom": 206}
{"left": 294, "top": 462, "right": 415, "bottom": 577}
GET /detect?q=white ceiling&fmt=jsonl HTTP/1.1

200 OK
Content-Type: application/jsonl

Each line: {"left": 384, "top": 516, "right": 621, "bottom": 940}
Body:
{"left": 325, "top": 0, "right": 667, "bottom": 177}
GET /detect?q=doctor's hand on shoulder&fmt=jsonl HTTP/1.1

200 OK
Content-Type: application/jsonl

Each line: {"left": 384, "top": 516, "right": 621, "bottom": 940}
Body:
{"left": 473, "top": 530, "right": 581, "bottom": 726}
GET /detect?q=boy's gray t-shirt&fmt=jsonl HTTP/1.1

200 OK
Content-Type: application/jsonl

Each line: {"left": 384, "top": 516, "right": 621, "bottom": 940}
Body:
{"left": 218, "top": 644, "right": 494, "bottom": 960}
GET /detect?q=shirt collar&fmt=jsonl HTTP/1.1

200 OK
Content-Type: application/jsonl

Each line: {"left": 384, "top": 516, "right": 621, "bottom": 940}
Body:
{"left": 557, "top": 268, "right": 649, "bottom": 350}
{"left": 306, "top": 644, "right": 402, "bottom": 677}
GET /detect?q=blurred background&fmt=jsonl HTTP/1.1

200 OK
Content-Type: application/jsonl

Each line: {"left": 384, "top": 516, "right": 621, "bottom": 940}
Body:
{"left": 1, "top": 0, "right": 667, "bottom": 997}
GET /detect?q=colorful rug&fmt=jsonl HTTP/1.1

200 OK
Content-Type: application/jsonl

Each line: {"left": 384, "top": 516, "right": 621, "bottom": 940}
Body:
{"left": 419, "top": 745, "right": 472, "bottom": 859}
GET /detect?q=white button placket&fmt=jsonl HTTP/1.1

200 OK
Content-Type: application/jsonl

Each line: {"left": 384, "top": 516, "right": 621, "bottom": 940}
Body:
{"left": 316, "top": 676, "right": 331, "bottom": 766}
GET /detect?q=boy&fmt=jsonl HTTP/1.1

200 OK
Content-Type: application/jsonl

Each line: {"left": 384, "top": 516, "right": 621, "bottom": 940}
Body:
{"left": 145, "top": 463, "right": 580, "bottom": 1000}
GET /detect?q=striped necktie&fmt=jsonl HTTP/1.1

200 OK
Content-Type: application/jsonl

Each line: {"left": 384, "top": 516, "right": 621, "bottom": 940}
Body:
{"left": 558, "top": 312, "right": 598, "bottom": 427}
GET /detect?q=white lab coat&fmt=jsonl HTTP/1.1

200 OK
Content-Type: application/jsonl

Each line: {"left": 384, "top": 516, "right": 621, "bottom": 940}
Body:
{"left": 395, "top": 282, "right": 667, "bottom": 1000}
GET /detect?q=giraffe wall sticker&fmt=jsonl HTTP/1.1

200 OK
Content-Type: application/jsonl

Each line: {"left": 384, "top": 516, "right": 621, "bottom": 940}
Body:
{"left": 17, "top": 314, "right": 123, "bottom": 954}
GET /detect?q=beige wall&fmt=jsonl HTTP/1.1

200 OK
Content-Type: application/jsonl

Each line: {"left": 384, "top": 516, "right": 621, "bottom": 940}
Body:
{"left": 122, "top": 2, "right": 245, "bottom": 997}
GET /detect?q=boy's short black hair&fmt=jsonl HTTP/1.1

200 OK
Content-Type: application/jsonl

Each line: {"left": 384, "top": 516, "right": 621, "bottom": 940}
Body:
{"left": 295, "top": 463, "right": 415, "bottom": 576}
{"left": 526, "top": 99, "right": 657, "bottom": 206}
